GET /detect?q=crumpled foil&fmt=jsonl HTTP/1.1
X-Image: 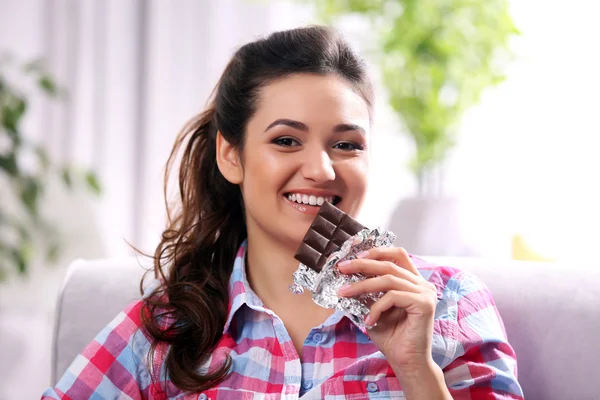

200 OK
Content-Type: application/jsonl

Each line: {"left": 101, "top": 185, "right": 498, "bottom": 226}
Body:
{"left": 289, "top": 228, "right": 396, "bottom": 329}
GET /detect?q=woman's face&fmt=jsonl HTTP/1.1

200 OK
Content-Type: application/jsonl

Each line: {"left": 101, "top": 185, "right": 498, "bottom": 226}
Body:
{"left": 225, "top": 73, "right": 371, "bottom": 249}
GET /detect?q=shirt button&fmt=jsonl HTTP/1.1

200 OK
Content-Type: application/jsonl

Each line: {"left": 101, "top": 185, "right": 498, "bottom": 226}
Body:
{"left": 302, "top": 380, "right": 313, "bottom": 390}
{"left": 312, "top": 333, "right": 323, "bottom": 343}
{"left": 198, "top": 394, "right": 208, "bottom": 400}
{"left": 366, "top": 382, "right": 379, "bottom": 393}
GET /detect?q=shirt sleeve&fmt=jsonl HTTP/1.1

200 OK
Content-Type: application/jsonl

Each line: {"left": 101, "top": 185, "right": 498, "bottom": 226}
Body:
{"left": 443, "top": 271, "right": 524, "bottom": 399}
{"left": 41, "top": 300, "right": 154, "bottom": 400}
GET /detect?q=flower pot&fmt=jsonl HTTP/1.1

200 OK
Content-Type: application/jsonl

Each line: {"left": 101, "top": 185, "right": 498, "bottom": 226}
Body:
{"left": 387, "top": 196, "right": 512, "bottom": 258}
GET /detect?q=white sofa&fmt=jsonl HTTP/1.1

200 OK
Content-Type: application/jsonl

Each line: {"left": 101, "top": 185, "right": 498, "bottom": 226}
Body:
{"left": 51, "top": 257, "right": 600, "bottom": 399}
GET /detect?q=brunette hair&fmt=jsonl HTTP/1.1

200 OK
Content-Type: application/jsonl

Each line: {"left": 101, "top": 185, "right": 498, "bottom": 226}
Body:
{"left": 141, "top": 25, "right": 374, "bottom": 394}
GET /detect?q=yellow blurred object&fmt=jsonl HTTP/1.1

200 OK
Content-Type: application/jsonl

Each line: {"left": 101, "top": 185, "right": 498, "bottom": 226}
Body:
{"left": 511, "top": 234, "right": 557, "bottom": 262}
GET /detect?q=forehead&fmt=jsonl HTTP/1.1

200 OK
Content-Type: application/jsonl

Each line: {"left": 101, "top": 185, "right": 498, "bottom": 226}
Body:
{"left": 250, "top": 74, "right": 371, "bottom": 129}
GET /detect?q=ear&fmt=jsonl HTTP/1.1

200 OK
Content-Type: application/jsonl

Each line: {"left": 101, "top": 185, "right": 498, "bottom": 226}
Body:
{"left": 216, "top": 131, "right": 243, "bottom": 184}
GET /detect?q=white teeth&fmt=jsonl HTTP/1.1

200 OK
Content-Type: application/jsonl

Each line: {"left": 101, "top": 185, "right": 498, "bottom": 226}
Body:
{"left": 287, "top": 193, "right": 338, "bottom": 206}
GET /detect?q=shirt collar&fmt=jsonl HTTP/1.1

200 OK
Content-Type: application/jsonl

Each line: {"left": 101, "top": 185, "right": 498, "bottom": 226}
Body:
{"left": 221, "top": 239, "right": 372, "bottom": 336}
{"left": 222, "top": 240, "right": 266, "bottom": 334}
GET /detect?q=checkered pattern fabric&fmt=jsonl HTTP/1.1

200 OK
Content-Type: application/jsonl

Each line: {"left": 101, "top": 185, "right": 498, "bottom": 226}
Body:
{"left": 43, "top": 241, "right": 523, "bottom": 399}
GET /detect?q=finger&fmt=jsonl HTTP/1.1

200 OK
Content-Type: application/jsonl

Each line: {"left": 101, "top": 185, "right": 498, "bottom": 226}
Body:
{"left": 338, "top": 274, "right": 422, "bottom": 297}
{"left": 367, "top": 290, "right": 437, "bottom": 326}
{"left": 357, "top": 247, "right": 420, "bottom": 276}
{"left": 338, "top": 258, "right": 421, "bottom": 285}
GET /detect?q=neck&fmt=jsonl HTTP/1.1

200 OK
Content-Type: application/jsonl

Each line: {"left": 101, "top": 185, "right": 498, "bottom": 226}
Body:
{"left": 244, "top": 230, "right": 331, "bottom": 320}
{"left": 245, "top": 233, "right": 306, "bottom": 304}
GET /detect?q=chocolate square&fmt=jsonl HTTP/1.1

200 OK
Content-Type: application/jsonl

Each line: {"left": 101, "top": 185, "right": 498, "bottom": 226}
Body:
{"left": 294, "top": 202, "right": 365, "bottom": 272}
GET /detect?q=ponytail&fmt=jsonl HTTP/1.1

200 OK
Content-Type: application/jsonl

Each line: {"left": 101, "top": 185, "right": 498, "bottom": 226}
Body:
{"left": 141, "top": 99, "right": 246, "bottom": 393}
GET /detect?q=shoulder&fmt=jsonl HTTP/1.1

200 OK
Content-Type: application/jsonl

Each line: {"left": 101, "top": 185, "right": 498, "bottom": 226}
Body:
{"left": 95, "top": 298, "right": 150, "bottom": 347}
{"left": 109, "top": 298, "right": 146, "bottom": 331}
{"left": 81, "top": 299, "right": 155, "bottom": 376}
{"left": 43, "top": 299, "right": 161, "bottom": 398}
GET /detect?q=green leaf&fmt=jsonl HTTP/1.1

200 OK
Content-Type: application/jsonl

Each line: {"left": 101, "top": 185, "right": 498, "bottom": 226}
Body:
{"left": 0, "top": 242, "right": 9, "bottom": 281}
{"left": 61, "top": 167, "right": 73, "bottom": 189}
{"left": 11, "top": 247, "right": 27, "bottom": 275}
{"left": 0, "top": 152, "right": 19, "bottom": 177}
{"left": 14, "top": 97, "right": 27, "bottom": 122}
{"left": 35, "top": 146, "right": 50, "bottom": 170}
{"left": 23, "top": 58, "right": 45, "bottom": 74}
{"left": 2, "top": 97, "right": 27, "bottom": 136}
{"left": 46, "top": 241, "right": 61, "bottom": 263}
{"left": 20, "top": 177, "right": 42, "bottom": 217}
{"left": 39, "top": 75, "right": 58, "bottom": 96}
{"left": 16, "top": 223, "right": 31, "bottom": 242}
{"left": 85, "top": 171, "right": 102, "bottom": 195}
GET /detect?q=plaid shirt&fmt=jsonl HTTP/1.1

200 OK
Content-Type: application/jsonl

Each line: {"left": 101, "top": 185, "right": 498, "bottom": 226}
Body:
{"left": 43, "top": 242, "right": 523, "bottom": 399}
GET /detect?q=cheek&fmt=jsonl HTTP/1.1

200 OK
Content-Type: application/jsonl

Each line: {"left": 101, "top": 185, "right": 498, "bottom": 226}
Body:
{"left": 338, "top": 157, "right": 370, "bottom": 193}
{"left": 241, "top": 151, "right": 291, "bottom": 193}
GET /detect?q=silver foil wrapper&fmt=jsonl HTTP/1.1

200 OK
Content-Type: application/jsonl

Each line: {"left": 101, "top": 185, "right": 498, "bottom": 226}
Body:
{"left": 289, "top": 228, "right": 396, "bottom": 329}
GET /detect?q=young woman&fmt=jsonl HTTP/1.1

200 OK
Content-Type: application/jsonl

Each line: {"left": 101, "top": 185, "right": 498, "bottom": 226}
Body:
{"left": 43, "top": 26, "right": 523, "bottom": 399}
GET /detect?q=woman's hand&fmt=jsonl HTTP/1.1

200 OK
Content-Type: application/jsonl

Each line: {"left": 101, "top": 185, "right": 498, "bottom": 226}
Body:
{"left": 337, "top": 247, "right": 439, "bottom": 372}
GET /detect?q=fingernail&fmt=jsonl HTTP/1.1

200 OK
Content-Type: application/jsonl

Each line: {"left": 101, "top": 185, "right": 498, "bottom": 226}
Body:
{"left": 337, "top": 260, "right": 351, "bottom": 267}
{"left": 356, "top": 250, "right": 369, "bottom": 259}
{"left": 364, "top": 314, "right": 374, "bottom": 326}
{"left": 338, "top": 284, "right": 351, "bottom": 294}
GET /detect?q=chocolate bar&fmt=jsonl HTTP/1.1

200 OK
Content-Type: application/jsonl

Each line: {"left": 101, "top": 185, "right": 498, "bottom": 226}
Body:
{"left": 290, "top": 202, "right": 396, "bottom": 328}
{"left": 294, "top": 202, "right": 365, "bottom": 272}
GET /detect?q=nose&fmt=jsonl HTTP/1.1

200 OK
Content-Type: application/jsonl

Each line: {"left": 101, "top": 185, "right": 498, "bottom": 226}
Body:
{"left": 301, "top": 148, "right": 336, "bottom": 183}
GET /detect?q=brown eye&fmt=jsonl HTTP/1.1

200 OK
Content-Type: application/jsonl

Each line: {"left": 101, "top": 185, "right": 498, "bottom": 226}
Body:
{"left": 272, "top": 137, "right": 300, "bottom": 147}
{"left": 333, "top": 142, "right": 363, "bottom": 151}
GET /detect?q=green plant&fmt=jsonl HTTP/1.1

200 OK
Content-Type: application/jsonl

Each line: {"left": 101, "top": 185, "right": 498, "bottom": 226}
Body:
{"left": 0, "top": 56, "right": 101, "bottom": 280}
{"left": 304, "top": 0, "right": 519, "bottom": 193}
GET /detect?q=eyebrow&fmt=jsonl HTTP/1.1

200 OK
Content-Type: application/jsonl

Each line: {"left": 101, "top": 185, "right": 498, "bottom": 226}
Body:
{"left": 264, "top": 118, "right": 366, "bottom": 135}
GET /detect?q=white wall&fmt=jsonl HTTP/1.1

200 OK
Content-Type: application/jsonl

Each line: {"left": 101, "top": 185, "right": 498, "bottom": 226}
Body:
{"left": 1, "top": 0, "right": 599, "bottom": 397}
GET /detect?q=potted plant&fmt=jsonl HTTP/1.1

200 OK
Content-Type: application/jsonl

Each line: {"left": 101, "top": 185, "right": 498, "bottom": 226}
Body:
{"left": 305, "top": 0, "right": 519, "bottom": 256}
{"left": 0, "top": 56, "right": 101, "bottom": 281}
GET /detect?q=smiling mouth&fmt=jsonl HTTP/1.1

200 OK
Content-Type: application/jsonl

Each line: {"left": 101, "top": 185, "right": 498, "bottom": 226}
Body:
{"left": 285, "top": 193, "right": 341, "bottom": 207}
